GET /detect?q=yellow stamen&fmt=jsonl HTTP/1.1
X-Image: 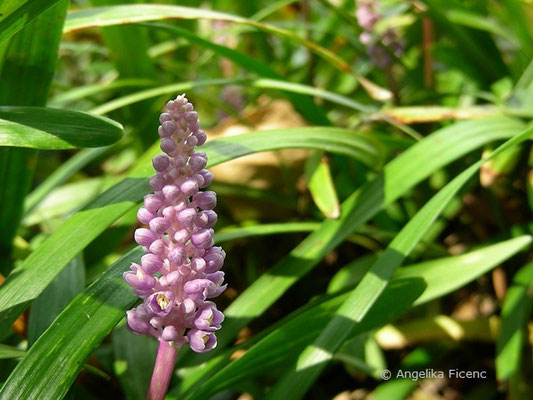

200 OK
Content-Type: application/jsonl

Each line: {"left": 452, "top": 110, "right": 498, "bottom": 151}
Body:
{"left": 157, "top": 294, "right": 170, "bottom": 309}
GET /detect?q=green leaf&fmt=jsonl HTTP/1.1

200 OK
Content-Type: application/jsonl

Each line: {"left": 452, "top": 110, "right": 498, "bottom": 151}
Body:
{"left": 327, "top": 254, "right": 378, "bottom": 294}
{"left": 48, "top": 78, "right": 155, "bottom": 108}
{"left": 0, "top": 0, "right": 68, "bottom": 276}
{"left": 0, "top": 344, "right": 25, "bottom": 360}
{"left": 64, "top": 4, "right": 392, "bottom": 100}
{"left": 500, "top": 0, "right": 533, "bottom": 60}
{"left": 182, "top": 279, "right": 426, "bottom": 400}
{"left": 264, "top": 124, "right": 533, "bottom": 400}
{"left": 0, "top": 126, "right": 382, "bottom": 336}
{"left": 88, "top": 0, "right": 159, "bottom": 149}
{"left": 87, "top": 75, "right": 418, "bottom": 138}
{"left": 0, "top": 0, "right": 63, "bottom": 46}
{"left": 444, "top": 9, "right": 517, "bottom": 44}
{"left": 0, "top": 107, "right": 124, "bottom": 149}
{"left": 395, "top": 236, "right": 533, "bottom": 306}
{"left": 496, "top": 261, "right": 533, "bottom": 380}
{"left": 0, "top": 248, "right": 141, "bottom": 400}
{"left": 176, "top": 236, "right": 531, "bottom": 398}
{"left": 23, "top": 177, "right": 111, "bottom": 226}
{"left": 144, "top": 23, "right": 331, "bottom": 126}
{"left": 305, "top": 152, "right": 340, "bottom": 218}
{"left": 199, "top": 117, "right": 525, "bottom": 360}
{"left": 23, "top": 147, "right": 111, "bottom": 215}
{"left": 27, "top": 254, "right": 85, "bottom": 346}
{"left": 112, "top": 326, "right": 158, "bottom": 400}
{"left": 215, "top": 222, "right": 320, "bottom": 244}
{"left": 329, "top": 235, "right": 533, "bottom": 305}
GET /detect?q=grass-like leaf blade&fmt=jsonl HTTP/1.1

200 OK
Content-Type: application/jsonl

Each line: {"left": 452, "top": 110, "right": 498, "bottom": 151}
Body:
{"left": 178, "top": 235, "right": 531, "bottom": 399}
{"left": 496, "top": 261, "right": 533, "bottom": 380}
{"left": 0, "top": 107, "right": 124, "bottom": 149}
{"left": 264, "top": 124, "right": 533, "bottom": 399}
{"left": 0, "top": 248, "right": 142, "bottom": 400}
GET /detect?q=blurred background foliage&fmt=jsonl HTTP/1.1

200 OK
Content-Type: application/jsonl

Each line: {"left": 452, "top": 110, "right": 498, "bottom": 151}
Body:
{"left": 0, "top": 0, "right": 533, "bottom": 399}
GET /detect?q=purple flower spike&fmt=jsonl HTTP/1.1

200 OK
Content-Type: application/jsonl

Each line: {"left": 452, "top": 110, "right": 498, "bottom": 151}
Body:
{"left": 124, "top": 94, "right": 225, "bottom": 354}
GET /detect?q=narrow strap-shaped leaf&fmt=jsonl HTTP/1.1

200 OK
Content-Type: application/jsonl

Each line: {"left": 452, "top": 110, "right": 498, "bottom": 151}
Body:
{"left": 23, "top": 147, "right": 111, "bottom": 215}
{"left": 177, "top": 235, "right": 532, "bottom": 399}
{"left": 0, "top": 126, "right": 382, "bottom": 336}
{"left": 0, "top": 1, "right": 68, "bottom": 276}
{"left": 0, "top": 343, "right": 25, "bottom": 359}
{"left": 88, "top": 76, "right": 417, "bottom": 138}
{"left": 0, "top": 106, "right": 123, "bottom": 149}
{"left": 64, "top": 4, "right": 391, "bottom": 100}
{"left": 88, "top": 0, "right": 159, "bottom": 149}
{"left": 112, "top": 326, "right": 158, "bottom": 400}
{"left": 27, "top": 255, "right": 85, "bottom": 346}
{"left": 145, "top": 23, "right": 331, "bottom": 126}
{"left": 199, "top": 117, "right": 524, "bottom": 361}
{"left": 48, "top": 78, "right": 155, "bottom": 107}
{"left": 0, "top": 248, "right": 142, "bottom": 400}
{"left": 264, "top": 125, "right": 533, "bottom": 400}
{"left": 215, "top": 222, "right": 320, "bottom": 244}
{"left": 496, "top": 261, "right": 533, "bottom": 380}
{"left": 0, "top": 0, "right": 63, "bottom": 46}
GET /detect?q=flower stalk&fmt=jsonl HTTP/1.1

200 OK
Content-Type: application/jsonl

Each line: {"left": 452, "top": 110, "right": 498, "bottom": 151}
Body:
{"left": 147, "top": 340, "right": 179, "bottom": 400}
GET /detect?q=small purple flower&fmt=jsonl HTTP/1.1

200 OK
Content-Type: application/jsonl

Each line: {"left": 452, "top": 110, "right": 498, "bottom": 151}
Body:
{"left": 356, "top": 0, "right": 405, "bottom": 68}
{"left": 193, "top": 302, "right": 224, "bottom": 331}
{"left": 124, "top": 94, "right": 225, "bottom": 353}
{"left": 187, "top": 329, "right": 218, "bottom": 353}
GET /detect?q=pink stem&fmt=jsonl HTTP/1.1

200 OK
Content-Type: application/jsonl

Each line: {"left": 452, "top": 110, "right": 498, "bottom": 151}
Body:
{"left": 147, "top": 340, "right": 178, "bottom": 400}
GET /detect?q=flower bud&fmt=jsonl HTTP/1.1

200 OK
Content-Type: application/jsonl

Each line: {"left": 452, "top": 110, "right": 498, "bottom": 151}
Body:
{"left": 162, "top": 184, "right": 180, "bottom": 202}
{"left": 180, "top": 178, "right": 198, "bottom": 196}
{"left": 162, "top": 121, "right": 177, "bottom": 135}
{"left": 197, "top": 169, "right": 213, "bottom": 187}
{"left": 149, "top": 217, "right": 170, "bottom": 236}
{"left": 149, "top": 239, "right": 166, "bottom": 257}
{"left": 126, "top": 310, "right": 151, "bottom": 334}
{"left": 137, "top": 207, "right": 155, "bottom": 225}
{"left": 191, "top": 228, "right": 214, "bottom": 249}
{"left": 189, "top": 153, "right": 207, "bottom": 173}
{"left": 191, "top": 257, "right": 206, "bottom": 272}
{"left": 149, "top": 175, "right": 165, "bottom": 191}
{"left": 144, "top": 194, "right": 163, "bottom": 212}
{"left": 152, "top": 154, "right": 170, "bottom": 172}
{"left": 178, "top": 208, "right": 196, "bottom": 227}
{"left": 162, "top": 325, "right": 180, "bottom": 341}
{"left": 195, "top": 130, "right": 207, "bottom": 146}
{"left": 141, "top": 253, "right": 163, "bottom": 274}
{"left": 194, "top": 191, "right": 217, "bottom": 210}
{"left": 135, "top": 228, "right": 156, "bottom": 247}
{"left": 168, "top": 247, "right": 187, "bottom": 267}
{"left": 159, "top": 113, "right": 172, "bottom": 123}
{"left": 174, "top": 229, "right": 190, "bottom": 244}
{"left": 161, "top": 137, "right": 177, "bottom": 155}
